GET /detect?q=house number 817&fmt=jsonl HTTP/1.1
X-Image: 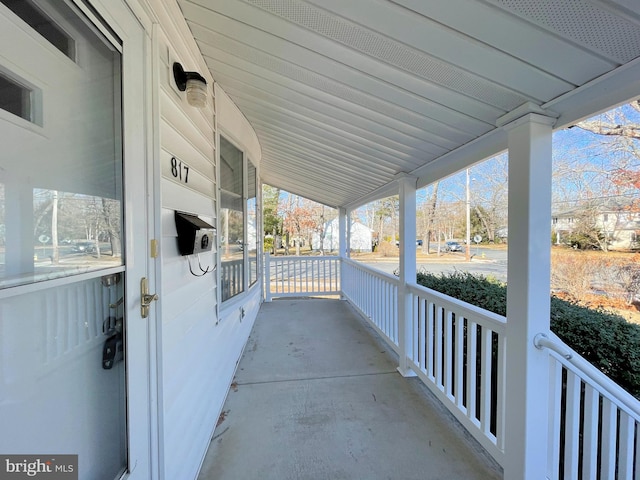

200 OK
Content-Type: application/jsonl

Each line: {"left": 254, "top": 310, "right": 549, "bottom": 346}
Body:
{"left": 170, "top": 156, "right": 189, "bottom": 183}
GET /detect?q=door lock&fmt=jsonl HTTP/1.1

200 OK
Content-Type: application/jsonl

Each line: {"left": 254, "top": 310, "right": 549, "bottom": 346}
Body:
{"left": 140, "top": 277, "right": 158, "bottom": 318}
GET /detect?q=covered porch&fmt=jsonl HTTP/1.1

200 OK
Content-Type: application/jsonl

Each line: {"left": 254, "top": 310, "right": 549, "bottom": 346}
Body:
{"left": 187, "top": 2, "right": 640, "bottom": 476}
{"left": 3, "top": 1, "right": 640, "bottom": 478}
{"left": 198, "top": 298, "right": 501, "bottom": 479}
{"left": 215, "top": 255, "right": 640, "bottom": 479}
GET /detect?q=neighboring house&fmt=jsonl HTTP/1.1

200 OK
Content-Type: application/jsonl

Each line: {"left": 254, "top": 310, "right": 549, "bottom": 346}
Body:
{"left": 313, "top": 218, "right": 373, "bottom": 252}
{"left": 552, "top": 197, "right": 640, "bottom": 250}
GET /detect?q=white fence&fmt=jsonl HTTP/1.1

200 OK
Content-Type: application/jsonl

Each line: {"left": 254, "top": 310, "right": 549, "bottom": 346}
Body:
{"left": 264, "top": 253, "right": 340, "bottom": 301}
{"left": 265, "top": 255, "right": 640, "bottom": 477}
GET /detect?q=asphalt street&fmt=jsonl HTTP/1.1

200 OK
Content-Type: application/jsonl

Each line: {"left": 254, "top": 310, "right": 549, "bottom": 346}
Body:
{"left": 362, "top": 247, "right": 508, "bottom": 282}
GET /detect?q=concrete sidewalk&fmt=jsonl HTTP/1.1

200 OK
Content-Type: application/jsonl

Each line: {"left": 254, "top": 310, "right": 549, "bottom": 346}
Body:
{"left": 198, "top": 299, "right": 502, "bottom": 480}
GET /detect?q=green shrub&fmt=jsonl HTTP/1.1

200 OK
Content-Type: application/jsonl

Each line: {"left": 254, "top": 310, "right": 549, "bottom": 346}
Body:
{"left": 550, "top": 297, "right": 640, "bottom": 398}
{"left": 417, "top": 271, "right": 507, "bottom": 316}
{"left": 263, "top": 237, "right": 274, "bottom": 254}
{"left": 416, "top": 270, "right": 640, "bottom": 398}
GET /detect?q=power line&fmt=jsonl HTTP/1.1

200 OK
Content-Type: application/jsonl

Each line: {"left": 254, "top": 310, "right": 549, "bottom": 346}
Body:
{"left": 551, "top": 192, "right": 638, "bottom": 205}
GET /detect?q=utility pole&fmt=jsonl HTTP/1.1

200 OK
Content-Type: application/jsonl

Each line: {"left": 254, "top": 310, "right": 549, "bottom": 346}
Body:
{"left": 466, "top": 168, "right": 471, "bottom": 261}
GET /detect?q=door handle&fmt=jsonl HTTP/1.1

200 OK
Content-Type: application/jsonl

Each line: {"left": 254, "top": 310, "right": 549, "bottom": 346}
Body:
{"left": 140, "top": 277, "right": 158, "bottom": 318}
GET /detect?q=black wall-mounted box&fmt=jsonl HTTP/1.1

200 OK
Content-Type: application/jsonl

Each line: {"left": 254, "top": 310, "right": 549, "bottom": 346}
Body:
{"left": 175, "top": 211, "right": 216, "bottom": 256}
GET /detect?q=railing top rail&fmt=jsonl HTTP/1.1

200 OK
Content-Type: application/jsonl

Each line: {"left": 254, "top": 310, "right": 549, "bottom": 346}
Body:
{"left": 546, "top": 331, "right": 640, "bottom": 420}
{"left": 407, "top": 282, "right": 507, "bottom": 332}
{"left": 221, "top": 258, "right": 244, "bottom": 263}
{"left": 342, "top": 257, "right": 401, "bottom": 284}
{"left": 267, "top": 255, "right": 340, "bottom": 262}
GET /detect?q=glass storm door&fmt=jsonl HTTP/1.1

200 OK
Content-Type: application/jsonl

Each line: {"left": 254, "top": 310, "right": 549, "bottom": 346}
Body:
{"left": 0, "top": 1, "right": 150, "bottom": 478}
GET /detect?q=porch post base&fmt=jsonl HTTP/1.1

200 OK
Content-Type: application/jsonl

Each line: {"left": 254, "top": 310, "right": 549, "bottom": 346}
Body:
{"left": 397, "top": 365, "right": 417, "bottom": 377}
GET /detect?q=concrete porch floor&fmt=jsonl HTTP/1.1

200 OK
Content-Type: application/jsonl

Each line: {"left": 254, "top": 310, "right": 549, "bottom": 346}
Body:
{"left": 198, "top": 298, "right": 503, "bottom": 480}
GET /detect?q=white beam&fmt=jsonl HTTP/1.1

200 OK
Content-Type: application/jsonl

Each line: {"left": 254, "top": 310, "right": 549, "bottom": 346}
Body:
{"left": 503, "top": 113, "right": 555, "bottom": 480}
{"left": 545, "top": 56, "right": 640, "bottom": 129}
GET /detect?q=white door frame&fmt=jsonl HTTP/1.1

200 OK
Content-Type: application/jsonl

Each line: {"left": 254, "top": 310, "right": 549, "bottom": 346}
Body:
{"left": 80, "top": 0, "right": 159, "bottom": 477}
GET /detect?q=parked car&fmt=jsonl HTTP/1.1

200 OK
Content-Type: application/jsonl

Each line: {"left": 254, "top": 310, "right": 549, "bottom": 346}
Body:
{"left": 445, "top": 241, "right": 463, "bottom": 252}
{"left": 72, "top": 241, "right": 96, "bottom": 253}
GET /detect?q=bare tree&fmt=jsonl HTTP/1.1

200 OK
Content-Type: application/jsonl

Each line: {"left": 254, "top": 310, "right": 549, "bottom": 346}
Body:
{"left": 282, "top": 204, "right": 316, "bottom": 256}
{"left": 576, "top": 100, "right": 640, "bottom": 140}
{"left": 51, "top": 191, "right": 59, "bottom": 263}
{"left": 102, "top": 198, "right": 121, "bottom": 256}
{"left": 574, "top": 101, "right": 640, "bottom": 198}
{"left": 470, "top": 155, "right": 508, "bottom": 243}
{"left": 551, "top": 102, "right": 640, "bottom": 253}
{"left": 439, "top": 155, "right": 508, "bottom": 244}
{"left": 614, "top": 263, "right": 640, "bottom": 305}
{"left": 420, "top": 182, "right": 439, "bottom": 253}
{"left": 371, "top": 196, "right": 399, "bottom": 245}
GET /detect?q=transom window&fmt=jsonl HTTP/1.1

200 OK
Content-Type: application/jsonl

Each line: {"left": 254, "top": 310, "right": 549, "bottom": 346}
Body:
{"left": 0, "top": 73, "right": 31, "bottom": 121}
{"left": 1, "top": 0, "right": 75, "bottom": 59}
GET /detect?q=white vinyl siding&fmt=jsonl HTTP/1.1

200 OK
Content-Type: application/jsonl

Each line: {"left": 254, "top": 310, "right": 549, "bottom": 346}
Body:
{"left": 153, "top": 4, "right": 262, "bottom": 479}
{"left": 155, "top": 15, "right": 219, "bottom": 479}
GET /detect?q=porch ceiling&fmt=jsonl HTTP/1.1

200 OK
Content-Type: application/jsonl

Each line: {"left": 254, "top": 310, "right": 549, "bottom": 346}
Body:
{"left": 178, "top": 0, "right": 640, "bottom": 209}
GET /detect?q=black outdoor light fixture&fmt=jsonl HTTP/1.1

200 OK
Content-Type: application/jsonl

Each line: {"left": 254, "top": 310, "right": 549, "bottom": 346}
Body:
{"left": 173, "top": 62, "right": 208, "bottom": 108}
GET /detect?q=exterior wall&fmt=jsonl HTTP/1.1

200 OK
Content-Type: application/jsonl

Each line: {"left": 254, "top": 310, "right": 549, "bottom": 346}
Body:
{"left": 553, "top": 210, "right": 640, "bottom": 250}
{"left": 152, "top": 4, "right": 218, "bottom": 478}
{"left": 598, "top": 212, "right": 640, "bottom": 250}
{"left": 315, "top": 219, "right": 373, "bottom": 252}
{"left": 148, "top": 2, "right": 262, "bottom": 478}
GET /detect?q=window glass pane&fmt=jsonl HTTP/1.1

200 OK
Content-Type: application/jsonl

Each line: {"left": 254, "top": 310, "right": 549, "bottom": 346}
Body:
{"left": 220, "top": 136, "right": 243, "bottom": 200}
{"left": 247, "top": 162, "right": 257, "bottom": 286}
{"left": 0, "top": 73, "right": 30, "bottom": 121}
{"left": 0, "top": 0, "right": 122, "bottom": 289}
{"left": 220, "top": 136, "right": 244, "bottom": 301}
{"left": 32, "top": 188, "right": 121, "bottom": 266}
{"left": 1, "top": 0, "right": 74, "bottom": 58}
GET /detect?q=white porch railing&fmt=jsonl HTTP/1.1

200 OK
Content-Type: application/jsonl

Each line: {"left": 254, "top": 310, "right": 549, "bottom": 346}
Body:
{"left": 265, "top": 255, "right": 640, "bottom": 477}
{"left": 341, "top": 258, "right": 400, "bottom": 352}
{"left": 264, "top": 253, "right": 340, "bottom": 301}
{"left": 221, "top": 259, "right": 244, "bottom": 301}
{"left": 538, "top": 332, "right": 640, "bottom": 480}
{"left": 405, "top": 282, "right": 507, "bottom": 465}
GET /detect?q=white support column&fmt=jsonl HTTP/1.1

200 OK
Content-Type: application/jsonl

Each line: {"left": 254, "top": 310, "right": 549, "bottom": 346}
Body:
{"left": 338, "top": 208, "right": 348, "bottom": 298}
{"left": 338, "top": 208, "right": 348, "bottom": 259}
{"left": 346, "top": 210, "right": 352, "bottom": 259}
{"left": 265, "top": 252, "right": 272, "bottom": 302}
{"left": 503, "top": 113, "right": 555, "bottom": 480}
{"left": 397, "top": 175, "right": 417, "bottom": 377}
